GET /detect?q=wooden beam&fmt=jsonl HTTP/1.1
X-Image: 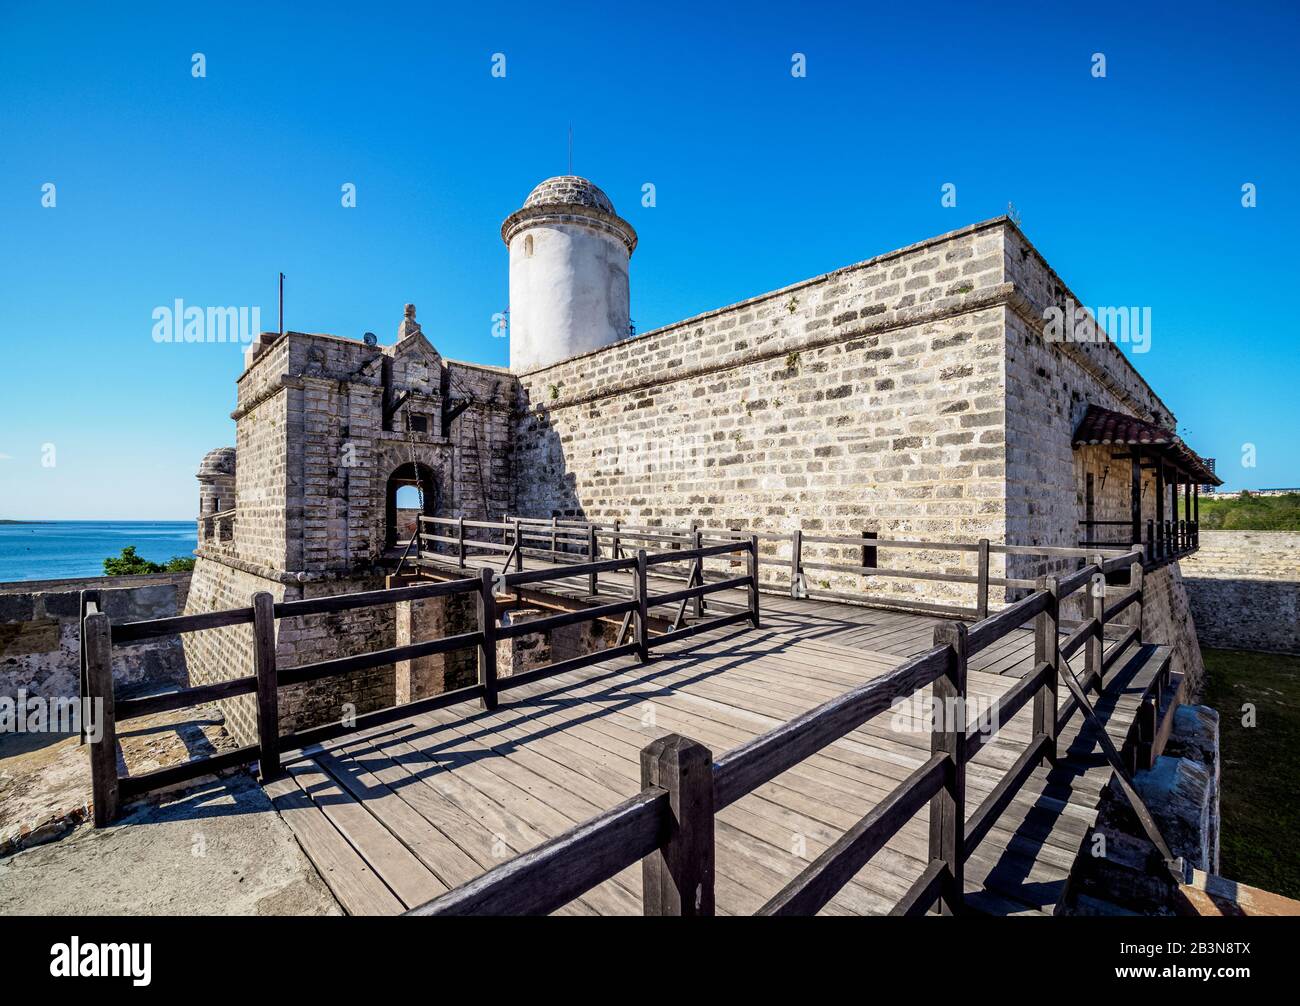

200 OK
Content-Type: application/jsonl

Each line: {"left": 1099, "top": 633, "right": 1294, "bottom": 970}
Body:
{"left": 383, "top": 389, "right": 412, "bottom": 427}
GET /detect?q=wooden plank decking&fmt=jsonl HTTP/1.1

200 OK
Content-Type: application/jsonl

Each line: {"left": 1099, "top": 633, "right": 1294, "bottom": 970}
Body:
{"left": 269, "top": 558, "right": 1168, "bottom": 916}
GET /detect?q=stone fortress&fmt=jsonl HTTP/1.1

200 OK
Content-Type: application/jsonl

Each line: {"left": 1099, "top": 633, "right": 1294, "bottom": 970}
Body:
{"left": 181, "top": 174, "right": 1223, "bottom": 743}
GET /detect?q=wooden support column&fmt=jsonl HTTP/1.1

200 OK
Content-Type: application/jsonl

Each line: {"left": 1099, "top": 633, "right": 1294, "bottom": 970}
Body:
{"left": 929, "top": 621, "right": 968, "bottom": 915}
{"left": 1172, "top": 469, "right": 1182, "bottom": 551}
{"left": 477, "top": 567, "right": 498, "bottom": 710}
{"left": 640, "top": 734, "right": 715, "bottom": 916}
{"left": 1130, "top": 447, "right": 1143, "bottom": 548}
{"left": 85, "top": 611, "right": 118, "bottom": 827}
{"left": 1155, "top": 461, "right": 1165, "bottom": 559}
{"left": 1184, "top": 471, "right": 1193, "bottom": 549}
{"left": 251, "top": 591, "right": 280, "bottom": 782}
{"left": 587, "top": 525, "right": 598, "bottom": 596}
{"left": 1193, "top": 483, "right": 1200, "bottom": 547}
{"left": 457, "top": 516, "right": 466, "bottom": 568}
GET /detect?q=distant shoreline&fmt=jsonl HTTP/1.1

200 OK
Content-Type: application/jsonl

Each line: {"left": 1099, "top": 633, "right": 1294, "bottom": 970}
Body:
{"left": 1, "top": 519, "right": 190, "bottom": 524}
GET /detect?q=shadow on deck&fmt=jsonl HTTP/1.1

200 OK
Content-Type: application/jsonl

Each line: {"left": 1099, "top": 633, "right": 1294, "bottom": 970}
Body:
{"left": 268, "top": 558, "right": 1170, "bottom": 916}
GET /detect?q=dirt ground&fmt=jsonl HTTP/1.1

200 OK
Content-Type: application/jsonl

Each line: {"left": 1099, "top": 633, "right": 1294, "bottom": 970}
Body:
{"left": 0, "top": 700, "right": 341, "bottom": 915}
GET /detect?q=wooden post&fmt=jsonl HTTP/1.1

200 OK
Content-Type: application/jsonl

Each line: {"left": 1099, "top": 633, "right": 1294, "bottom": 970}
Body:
{"left": 1130, "top": 448, "right": 1142, "bottom": 547}
{"left": 789, "top": 527, "right": 803, "bottom": 599}
{"left": 587, "top": 525, "right": 598, "bottom": 596}
{"left": 1155, "top": 462, "right": 1165, "bottom": 559}
{"left": 1086, "top": 557, "right": 1105, "bottom": 688}
{"left": 1130, "top": 561, "right": 1145, "bottom": 645}
{"left": 747, "top": 534, "right": 761, "bottom": 627}
{"left": 635, "top": 549, "right": 650, "bottom": 662}
{"left": 477, "top": 567, "right": 498, "bottom": 710}
{"left": 251, "top": 591, "right": 280, "bottom": 782}
{"left": 84, "top": 611, "right": 118, "bottom": 827}
{"left": 640, "top": 734, "right": 715, "bottom": 916}
{"left": 78, "top": 589, "right": 100, "bottom": 745}
{"left": 514, "top": 519, "right": 524, "bottom": 572}
{"left": 929, "top": 621, "right": 967, "bottom": 915}
{"left": 692, "top": 529, "right": 705, "bottom": 617}
{"left": 1193, "top": 483, "right": 1200, "bottom": 547}
{"left": 1146, "top": 518, "right": 1155, "bottom": 560}
{"left": 1032, "top": 575, "right": 1060, "bottom": 764}
{"left": 457, "top": 516, "right": 466, "bottom": 568}
{"left": 975, "top": 538, "right": 990, "bottom": 619}
{"left": 551, "top": 516, "right": 558, "bottom": 561}
{"left": 861, "top": 529, "right": 878, "bottom": 572}
{"left": 612, "top": 519, "right": 622, "bottom": 560}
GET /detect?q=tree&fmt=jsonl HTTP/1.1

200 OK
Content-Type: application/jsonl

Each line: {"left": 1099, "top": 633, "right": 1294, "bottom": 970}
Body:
{"left": 103, "top": 546, "right": 196, "bottom": 575}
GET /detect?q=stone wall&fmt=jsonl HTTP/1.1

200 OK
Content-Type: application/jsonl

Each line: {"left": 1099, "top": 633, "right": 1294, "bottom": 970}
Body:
{"left": 0, "top": 573, "right": 191, "bottom": 702}
{"left": 513, "top": 221, "right": 1013, "bottom": 607}
{"left": 1182, "top": 531, "right": 1300, "bottom": 654}
{"left": 1000, "top": 223, "right": 1173, "bottom": 589}
{"left": 511, "top": 218, "right": 1190, "bottom": 616}
{"left": 183, "top": 557, "right": 397, "bottom": 745}
{"left": 1141, "top": 562, "right": 1206, "bottom": 697}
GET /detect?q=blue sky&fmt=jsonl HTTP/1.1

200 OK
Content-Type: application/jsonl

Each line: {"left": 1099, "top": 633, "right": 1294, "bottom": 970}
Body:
{"left": 1, "top": 0, "right": 1296, "bottom": 518}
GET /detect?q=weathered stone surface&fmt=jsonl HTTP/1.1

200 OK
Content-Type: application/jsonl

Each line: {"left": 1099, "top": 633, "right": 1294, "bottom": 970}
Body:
{"left": 0, "top": 574, "right": 191, "bottom": 702}
{"left": 1183, "top": 531, "right": 1300, "bottom": 654}
{"left": 1133, "top": 755, "right": 1214, "bottom": 873}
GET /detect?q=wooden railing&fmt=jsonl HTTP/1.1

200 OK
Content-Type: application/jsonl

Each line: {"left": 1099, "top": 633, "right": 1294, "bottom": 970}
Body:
{"left": 406, "top": 548, "right": 1158, "bottom": 916}
{"left": 81, "top": 538, "right": 760, "bottom": 826}
{"left": 1078, "top": 518, "right": 1199, "bottom": 561}
{"left": 413, "top": 514, "right": 1133, "bottom": 621}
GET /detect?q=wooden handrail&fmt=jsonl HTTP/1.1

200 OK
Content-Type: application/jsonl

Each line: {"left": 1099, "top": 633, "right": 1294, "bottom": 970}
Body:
{"left": 400, "top": 540, "right": 1156, "bottom": 915}
{"left": 89, "top": 510, "right": 1164, "bottom": 914}
{"left": 83, "top": 531, "right": 763, "bottom": 826}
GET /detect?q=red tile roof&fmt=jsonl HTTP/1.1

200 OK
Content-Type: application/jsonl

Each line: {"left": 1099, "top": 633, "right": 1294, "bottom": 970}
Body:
{"left": 1072, "top": 405, "right": 1222, "bottom": 485}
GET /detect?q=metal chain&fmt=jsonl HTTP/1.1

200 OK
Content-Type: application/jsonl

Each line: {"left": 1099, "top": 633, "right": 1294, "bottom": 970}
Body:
{"left": 405, "top": 404, "right": 425, "bottom": 512}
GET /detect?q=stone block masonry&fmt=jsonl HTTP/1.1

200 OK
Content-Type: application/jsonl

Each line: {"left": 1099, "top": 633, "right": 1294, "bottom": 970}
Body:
{"left": 514, "top": 222, "right": 1014, "bottom": 608}
{"left": 0, "top": 573, "right": 191, "bottom": 704}
{"left": 183, "top": 558, "right": 397, "bottom": 746}
{"left": 1182, "top": 531, "right": 1300, "bottom": 654}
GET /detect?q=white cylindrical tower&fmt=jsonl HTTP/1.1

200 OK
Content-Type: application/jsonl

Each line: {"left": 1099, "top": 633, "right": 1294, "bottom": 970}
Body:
{"left": 501, "top": 176, "right": 637, "bottom": 373}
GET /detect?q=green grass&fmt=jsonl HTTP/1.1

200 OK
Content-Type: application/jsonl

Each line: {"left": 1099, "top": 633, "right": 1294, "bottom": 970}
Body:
{"left": 1200, "top": 647, "right": 1300, "bottom": 897}
{"left": 1199, "top": 492, "right": 1300, "bottom": 530}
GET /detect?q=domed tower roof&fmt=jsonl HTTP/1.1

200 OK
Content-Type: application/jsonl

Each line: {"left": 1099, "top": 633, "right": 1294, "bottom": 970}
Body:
{"left": 502, "top": 175, "right": 636, "bottom": 254}
{"left": 197, "top": 446, "right": 236, "bottom": 479}
{"left": 523, "top": 175, "right": 617, "bottom": 214}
